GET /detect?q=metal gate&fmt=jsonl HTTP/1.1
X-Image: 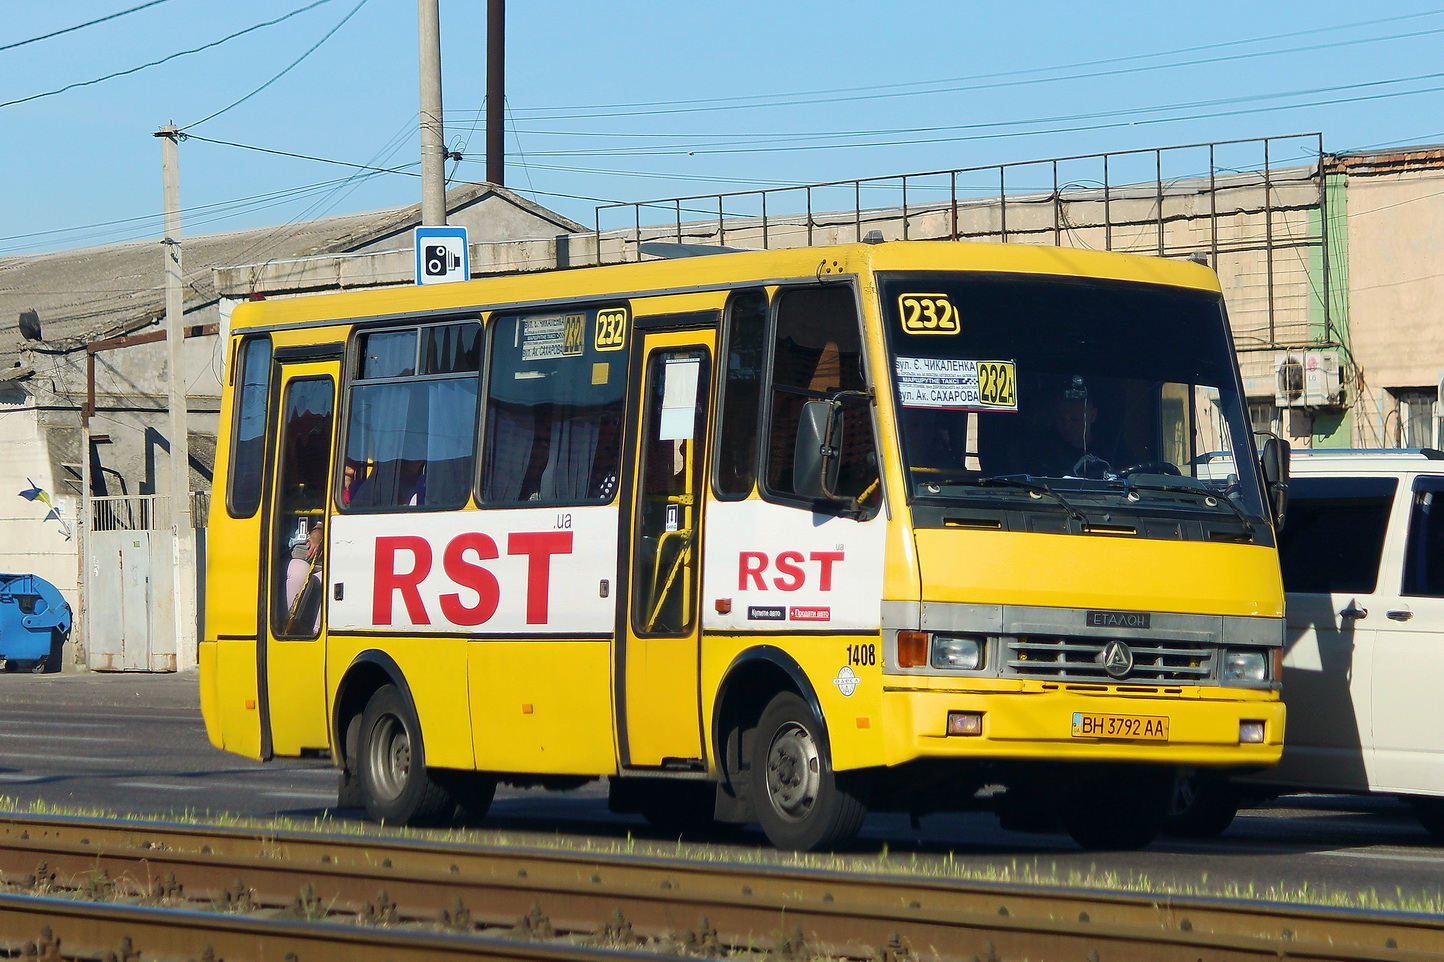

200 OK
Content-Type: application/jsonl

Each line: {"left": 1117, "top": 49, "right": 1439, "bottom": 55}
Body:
{"left": 85, "top": 495, "right": 188, "bottom": 672}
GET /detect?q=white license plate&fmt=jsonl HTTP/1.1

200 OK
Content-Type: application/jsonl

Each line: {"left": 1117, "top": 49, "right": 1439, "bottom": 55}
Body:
{"left": 1071, "top": 712, "right": 1169, "bottom": 741}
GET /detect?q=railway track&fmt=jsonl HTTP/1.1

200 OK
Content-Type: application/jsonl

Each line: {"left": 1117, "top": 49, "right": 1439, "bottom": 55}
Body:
{"left": 0, "top": 812, "right": 1437, "bottom": 961}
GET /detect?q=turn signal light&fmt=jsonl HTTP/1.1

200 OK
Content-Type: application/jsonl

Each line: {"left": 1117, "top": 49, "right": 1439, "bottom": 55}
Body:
{"left": 898, "top": 630, "right": 929, "bottom": 667}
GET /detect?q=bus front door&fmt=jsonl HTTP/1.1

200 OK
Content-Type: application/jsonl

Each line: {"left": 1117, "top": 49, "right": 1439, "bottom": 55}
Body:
{"left": 620, "top": 332, "right": 714, "bottom": 768}
{"left": 260, "top": 362, "right": 337, "bottom": 759}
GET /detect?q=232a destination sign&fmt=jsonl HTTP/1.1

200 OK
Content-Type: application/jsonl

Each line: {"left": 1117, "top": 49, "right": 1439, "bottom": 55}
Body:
{"left": 895, "top": 357, "right": 1017, "bottom": 411}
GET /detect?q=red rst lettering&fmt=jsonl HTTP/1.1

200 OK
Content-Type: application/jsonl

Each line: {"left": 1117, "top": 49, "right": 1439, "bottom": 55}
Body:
{"left": 508, "top": 530, "right": 573, "bottom": 624}
{"left": 439, "top": 533, "right": 501, "bottom": 626}
{"left": 809, "top": 550, "right": 843, "bottom": 591}
{"left": 373, "top": 536, "right": 432, "bottom": 626}
{"left": 739, "top": 551, "right": 768, "bottom": 590}
{"left": 772, "top": 550, "right": 806, "bottom": 591}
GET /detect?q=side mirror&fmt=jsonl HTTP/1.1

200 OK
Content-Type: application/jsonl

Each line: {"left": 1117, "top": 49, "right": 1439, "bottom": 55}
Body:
{"left": 794, "top": 399, "right": 842, "bottom": 502}
{"left": 1260, "top": 436, "right": 1290, "bottom": 530}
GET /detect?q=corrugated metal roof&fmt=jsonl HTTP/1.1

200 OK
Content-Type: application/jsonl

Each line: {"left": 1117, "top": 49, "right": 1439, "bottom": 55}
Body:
{"left": 0, "top": 182, "right": 582, "bottom": 374}
{"left": 1325, "top": 145, "right": 1444, "bottom": 175}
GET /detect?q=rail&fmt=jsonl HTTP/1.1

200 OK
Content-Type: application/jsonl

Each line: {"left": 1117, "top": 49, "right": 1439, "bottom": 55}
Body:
{"left": 89, "top": 492, "right": 209, "bottom": 532}
{"left": 0, "top": 812, "right": 1436, "bottom": 961}
{"left": 594, "top": 133, "right": 1325, "bottom": 261}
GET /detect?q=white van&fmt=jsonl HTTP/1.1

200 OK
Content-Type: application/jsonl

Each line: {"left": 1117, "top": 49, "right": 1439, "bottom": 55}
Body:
{"left": 1172, "top": 448, "right": 1444, "bottom": 837}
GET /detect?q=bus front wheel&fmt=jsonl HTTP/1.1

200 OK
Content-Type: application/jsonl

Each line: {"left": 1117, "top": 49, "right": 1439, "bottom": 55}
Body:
{"left": 1165, "top": 771, "right": 1242, "bottom": 839}
{"left": 1059, "top": 766, "right": 1171, "bottom": 850}
{"left": 750, "top": 692, "right": 866, "bottom": 851}
{"left": 358, "top": 684, "right": 453, "bottom": 826}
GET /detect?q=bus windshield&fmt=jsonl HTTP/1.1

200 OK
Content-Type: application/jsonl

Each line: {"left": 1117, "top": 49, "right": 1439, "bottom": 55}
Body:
{"left": 878, "top": 272, "right": 1267, "bottom": 523}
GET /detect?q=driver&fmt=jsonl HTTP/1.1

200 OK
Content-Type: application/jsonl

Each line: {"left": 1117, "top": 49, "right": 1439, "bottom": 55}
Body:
{"left": 1036, "top": 391, "right": 1108, "bottom": 478}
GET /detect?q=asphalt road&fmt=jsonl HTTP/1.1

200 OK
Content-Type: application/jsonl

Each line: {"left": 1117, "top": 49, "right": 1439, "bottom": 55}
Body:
{"left": 2, "top": 668, "right": 1443, "bottom": 908}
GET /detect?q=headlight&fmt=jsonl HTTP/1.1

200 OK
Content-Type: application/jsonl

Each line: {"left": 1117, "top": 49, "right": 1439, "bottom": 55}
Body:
{"left": 1222, "top": 650, "right": 1267, "bottom": 684}
{"left": 932, "top": 634, "right": 984, "bottom": 670}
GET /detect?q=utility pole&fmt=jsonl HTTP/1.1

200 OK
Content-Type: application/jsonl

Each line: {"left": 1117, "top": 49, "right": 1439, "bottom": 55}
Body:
{"left": 487, "top": 0, "right": 505, "bottom": 186}
{"left": 418, "top": 0, "right": 447, "bottom": 225}
{"left": 156, "top": 123, "right": 197, "bottom": 671}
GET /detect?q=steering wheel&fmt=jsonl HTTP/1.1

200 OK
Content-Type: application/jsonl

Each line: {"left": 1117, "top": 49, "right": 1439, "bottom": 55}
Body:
{"left": 1070, "top": 453, "right": 1112, "bottom": 479}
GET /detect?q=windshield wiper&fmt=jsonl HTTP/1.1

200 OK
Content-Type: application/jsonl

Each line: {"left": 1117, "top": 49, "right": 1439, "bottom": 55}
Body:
{"left": 1120, "top": 477, "right": 1256, "bottom": 534}
{"left": 969, "top": 475, "right": 1088, "bottom": 522}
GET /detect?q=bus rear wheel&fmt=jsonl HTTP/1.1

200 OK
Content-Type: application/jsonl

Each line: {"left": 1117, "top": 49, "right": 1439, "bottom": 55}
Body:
{"left": 358, "top": 684, "right": 453, "bottom": 826}
{"left": 750, "top": 692, "right": 866, "bottom": 851}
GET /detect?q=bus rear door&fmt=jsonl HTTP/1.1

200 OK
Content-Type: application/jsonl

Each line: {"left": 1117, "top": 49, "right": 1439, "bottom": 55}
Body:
{"left": 620, "top": 329, "right": 714, "bottom": 769}
{"left": 260, "top": 358, "right": 338, "bottom": 758}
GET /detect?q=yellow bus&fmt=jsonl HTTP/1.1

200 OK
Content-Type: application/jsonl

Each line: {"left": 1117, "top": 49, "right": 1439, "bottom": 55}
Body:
{"left": 202, "top": 240, "right": 1288, "bottom": 850}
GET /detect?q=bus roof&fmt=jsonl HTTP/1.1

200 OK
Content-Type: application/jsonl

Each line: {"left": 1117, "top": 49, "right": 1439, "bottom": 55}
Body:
{"left": 229, "top": 240, "right": 1221, "bottom": 333}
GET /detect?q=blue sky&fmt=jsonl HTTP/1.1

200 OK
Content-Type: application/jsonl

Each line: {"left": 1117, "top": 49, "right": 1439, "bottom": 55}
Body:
{"left": 4, "top": 1, "right": 1444, "bottom": 255}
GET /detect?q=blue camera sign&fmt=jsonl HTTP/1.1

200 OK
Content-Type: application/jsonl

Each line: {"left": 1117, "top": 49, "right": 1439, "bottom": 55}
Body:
{"left": 414, "top": 226, "right": 470, "bottom": 285}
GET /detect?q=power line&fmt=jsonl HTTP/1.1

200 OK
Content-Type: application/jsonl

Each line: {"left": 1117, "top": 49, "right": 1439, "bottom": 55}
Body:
{"left": 0, "top": 171, "right": 409, "bottom": 254}
{"left": 501, "top": 11, "right": 1444, "bottom": 122}
{"left": 0, "top": 1, "right": 337, "bottom": 111}
{"left": 185, "top": 0, "right": 372, "bottom": 129}
{"left": 472, "top": 71, "right": 1444, "bottom": 160}
{"left": 180, "top": 134, "right": 421, "bottom": 177}
{"left": 217, "top": 116, "right": 419, "bottom": 271}
{"left": 0, "top": 0, "right": 176, "bottom": 53}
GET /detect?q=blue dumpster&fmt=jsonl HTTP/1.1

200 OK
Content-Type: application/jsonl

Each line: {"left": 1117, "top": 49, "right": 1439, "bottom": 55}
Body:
{"left": 0, "top": 573, "right": 71, "bottom": 673}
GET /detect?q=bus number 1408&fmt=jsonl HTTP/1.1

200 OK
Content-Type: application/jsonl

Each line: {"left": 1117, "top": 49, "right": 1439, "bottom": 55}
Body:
{"left": 847, "top": 643, "right": 876, "bottom": 666}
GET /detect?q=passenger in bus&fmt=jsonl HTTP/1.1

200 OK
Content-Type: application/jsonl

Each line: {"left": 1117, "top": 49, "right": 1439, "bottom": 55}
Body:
{"left": 284, "top": 523, "right": 323, "bottom": 634}
{"left": 341, "top": 460, "right": 366, "bottom": 506}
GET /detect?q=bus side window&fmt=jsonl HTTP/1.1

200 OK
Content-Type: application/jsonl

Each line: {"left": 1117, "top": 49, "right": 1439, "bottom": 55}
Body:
{"left": 228, "top": 337, "right": 272, "bottom": 518}
{"left": 714, "top": 290, "right": 767, "bottom": 499}
{"left": 764, "top": 287, "right": 878, "bottom": 512}
{"left": 342, "top": 322, "right": 480, "bottom": 511}
{"left": 481, "top": 308, "right": 628, "bottom": 505}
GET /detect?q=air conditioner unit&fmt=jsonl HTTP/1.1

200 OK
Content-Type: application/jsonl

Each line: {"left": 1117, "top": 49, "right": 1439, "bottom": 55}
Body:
{"left": 1275, "top": 350, "right": 1345, "bottom": 408}
{"left": 1303, "top": 350, "right": 1345, "bottom": 407}
{"left": 1275, "top": 352, "right": 1306, "bottom": 407}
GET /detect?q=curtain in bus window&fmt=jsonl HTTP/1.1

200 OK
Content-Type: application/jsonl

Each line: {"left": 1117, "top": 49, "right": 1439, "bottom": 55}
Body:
{"left": 358, "top": 330, "right": 417, "bottom": 378}
{"left": 421, "top": 378, "right": 477, "bottom": 506}
{"left": 345, "top": 378, "right": 477, "bottom": 509}
{"left": 482, "top": 404, "right": 535, "bottom": 502}
{"left": 422, "top": 322, "right": 481, "bottom": 375}
{"left": 538, "top": 415, "right": 602, "bottom": 501}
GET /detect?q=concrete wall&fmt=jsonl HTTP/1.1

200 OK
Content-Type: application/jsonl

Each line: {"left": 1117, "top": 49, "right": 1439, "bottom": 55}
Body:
{"left": 1343, "top": 166, "right": 1444, "bottom": 446}
{"left": 0, "top": 384, "right": 79, "bottom": 609}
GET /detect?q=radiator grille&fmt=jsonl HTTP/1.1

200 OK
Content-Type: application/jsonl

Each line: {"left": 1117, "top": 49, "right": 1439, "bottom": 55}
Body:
{"left": 1006, "top": 635, "right": 1215, "bottom": 683}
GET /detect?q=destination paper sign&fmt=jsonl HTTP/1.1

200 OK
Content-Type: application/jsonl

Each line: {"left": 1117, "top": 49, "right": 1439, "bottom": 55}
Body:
{"left": 895, "top": 357, "right": 1017, "bottom": 411}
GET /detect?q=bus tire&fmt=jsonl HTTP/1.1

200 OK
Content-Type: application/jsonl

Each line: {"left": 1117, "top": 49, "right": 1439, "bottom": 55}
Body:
{"left": 440, "top": 771, "right": 498, "bottom": 825}
{"left": 751, "top": 692, "right": 866, "bottom": 851}
{"left": 1060, "top": 766, "right": 1170, "bottom": 851}
{"left": 1164, "top": 772, "right": 1241, "bottom": 839}
{"left": 358, "top": 684, "right": 453, "bottom": 826}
